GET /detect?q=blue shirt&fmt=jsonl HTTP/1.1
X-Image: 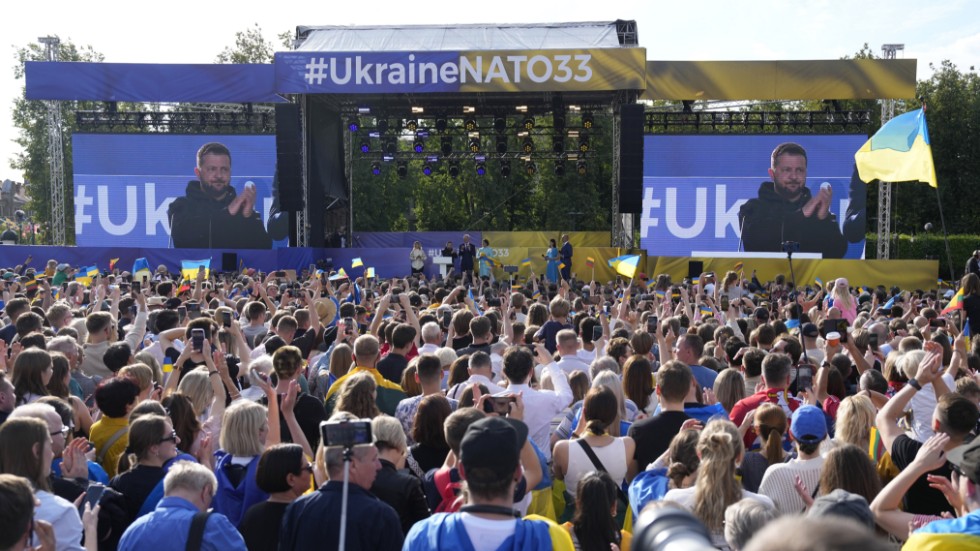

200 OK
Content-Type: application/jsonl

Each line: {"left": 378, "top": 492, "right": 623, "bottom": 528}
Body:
{"left": 916, "top": 509, "right": 980, "bottom": 536}
{"left": 118, "top": 497, "right": 246, "bottom": 551}
{"left": 690, "top": 364, "right": 718, "bottom": 390}
{"left": 279, "top": 481, "right": 402, "bottom": 551}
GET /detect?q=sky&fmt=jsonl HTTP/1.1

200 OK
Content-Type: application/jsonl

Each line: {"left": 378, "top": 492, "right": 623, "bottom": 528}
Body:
{"left": 1, "top": 0, "right": 977, "bottom": 183}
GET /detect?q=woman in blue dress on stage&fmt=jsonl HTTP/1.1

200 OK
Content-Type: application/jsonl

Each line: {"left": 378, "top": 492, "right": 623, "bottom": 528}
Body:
{"left": 478, "top": 239, "right": 495, "bottom": 279}
{"left": 545, "top": 238, "right": 560, "bottom": 282}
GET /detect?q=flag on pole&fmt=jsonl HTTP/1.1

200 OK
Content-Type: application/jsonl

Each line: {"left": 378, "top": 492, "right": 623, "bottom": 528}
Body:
{"left": 329, "top": 268, "right": 349, "bottom": 281}
{"left": 964, "top": 318, "right": 972, "bottom": 350}
{"left": 132, "top": 257, "right": 150, "bottom": 274}
{"left": 733, "top": 262, "right": 743, "bottom": 272}
{"left": 365, "top": 267, "right": 376, "bottom": 279}
{"left": 882, "top": 296, "right": 896, "bottom": 310}
{"left": 699, "top": 305, "right": 714, "bottom": 317}
{"left": 520, "top": 257, "right": 532, "bottom": 268}
{"left": 646, "top": 280, "right": 656, "bottom": 289}
{"left": 351, "top": 257, "right": 364, "bottom": 268}
{"left": 815, "top": 277, "right": 824, "bottom": 288}
{"left": 655, "top": 289, "right": 665, "bottom": 299}
{"left": 607, "top": 255, "right": 640, "bottom": 279}
{"left": 180, "top": 259, "right": 211, "bottom": 281}
{"left": 109, "top": 258, "right": 119, "bottom": 271}
{"left": 855, "top": 108, "right": 937, "bottom": 188}
{"left": 532, "top": 289, "right": 542, "bottom": 299}
{"left": 942, "top": 288, "right": 965, "bottom": 315}
{"left": 585, "top": 257, "right": 595, "bottom": 268}
{"left": 558, "top": 262, "right": 566, "bottom": 271}
{"left": 467, "top": 288, "right": 483, "bottom": 315}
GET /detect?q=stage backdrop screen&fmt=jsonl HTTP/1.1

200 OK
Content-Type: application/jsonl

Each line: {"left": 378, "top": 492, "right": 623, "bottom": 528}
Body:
{"left": 639, "top": 134, "right": 868, "bottom": 259}
{"left": 73, "top": 134, "right": 283, "bottom": 249}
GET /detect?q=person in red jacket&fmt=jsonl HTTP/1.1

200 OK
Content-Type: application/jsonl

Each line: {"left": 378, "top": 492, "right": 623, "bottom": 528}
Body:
{"left": 729, "top": 353, "right": 801, "bottom": 449}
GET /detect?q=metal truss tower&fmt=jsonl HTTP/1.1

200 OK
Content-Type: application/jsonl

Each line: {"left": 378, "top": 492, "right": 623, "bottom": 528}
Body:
{"left": 39, "top": 36, "right": 66, "bottom": 245}
{"left": 877, "top": 43, "right": 904, "bottom": 259}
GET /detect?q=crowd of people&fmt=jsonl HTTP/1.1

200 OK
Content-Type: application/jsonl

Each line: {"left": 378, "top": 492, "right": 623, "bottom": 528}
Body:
{"left": 1, "top": 256, "right": 979, "bottom": 551}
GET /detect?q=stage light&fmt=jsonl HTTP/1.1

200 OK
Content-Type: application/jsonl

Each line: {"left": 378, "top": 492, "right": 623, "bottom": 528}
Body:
{"left": 554, "top": 160, "right": 565, "bottom": 177}
{"left": 348, "top": 117, "right": 360, "bottom": 132}
{"left": 553, "top": 113, "right": 566, "bottom": 130}
{"left": 406, "top": 118, "right": 418, "bottom": 132}
{"left": 414, "top": 138, "right": 425, "bottom": 153}
{"left": 422, "top": 162, "right": 434, "bottom": 176}
{"left": 463, "top": 106, "right": 476, "bottom": 113}
{"left": 495, "top": 136, "right": 508, "bottom": 154}
{"left": 522, "top": 116, "right": 535, "bottom": 130}
{"left": 359, "top": 140, "right": 370, "bottom": 154}
{"left": 582, "top": 114, "right": 594, "bottom": 129}
{"left": 475, "top": 162, "right": 487, "bottom": 176}
{"left": 448, "top": 161, "right": 460, "bottom": 178}
{"left": 468, "top": 137, "right": 480, "bottom": 153}
{"left": 411, "top": 106, "right": 424, "bottom": 114}
{"left": 371, "top": 162, "right": 381, "bottom": 175}
{"left": 525, "top": 161, "right": 537, "bottom": 176}
{"left": 383, "top": 139, "right": 396, "bottom": 155}
{"left": 464, "top": 118, "right": 477, "bottom": 132}
{"left": 576, "top": 160, "right": 587, "bottom": 175}
{"left": 494, "top": 116, "right": 507, "bottom": 133}
{"left": 358, "top": 107, "right": 371, "bottom": 114}
{"left": 552, "top": 137, "right": 564, "bottom": 153}
{"left": 377, "top": 119, "right": 389, "bottom": 133}
{"left": 441, "top": 137, "right": 453, "bottom": 156}
{"left": 500, "top": 160, "right": 511, "bottom": 178}
{"left": 396, "top": 161, "right": 408, "bottom": 179}
{"left": 578, "top": 135, "right": 590, "bottom": 153}
{"left": 522, "top": 138, "right": 534, "bottom": 154}
{"left": 435, "top": 117, "right": 447, "bottom": 133}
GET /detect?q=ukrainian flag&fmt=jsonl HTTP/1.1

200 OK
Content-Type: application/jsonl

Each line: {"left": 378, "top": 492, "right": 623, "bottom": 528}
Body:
{"left": 180, "top": 259, "right": 210, "bottom": 280}
{"left": 351, "top": 257, "right": 364, "bottom": 268}
{"left": 365, "top": 267, "right": 376, "bottom": 279}
{"left": 86, "top": 266, "right": 99, "bottom": 278}
{"left": 520, "top": 258, "right": 532, "bottom": 268}
{"left": 855, "top": 108, "right": 937, "bottom": 188}
{"left": 607, "top": 255, "right": 640, "bottom": 279}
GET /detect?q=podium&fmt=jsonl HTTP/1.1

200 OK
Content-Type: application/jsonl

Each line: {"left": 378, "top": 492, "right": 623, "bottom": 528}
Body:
{"left": 434, "top": 256, "right": 454, "bottom": 278}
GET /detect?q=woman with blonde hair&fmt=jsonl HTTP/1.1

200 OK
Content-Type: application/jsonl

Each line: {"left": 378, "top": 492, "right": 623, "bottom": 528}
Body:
{"left": 335, "top": 371, "right": 380, "bottom": 419}
{"left": 664, "top": 419, "right": 773, "bottom": 545}
{"left": 828, "top": 278, "right": 856, "bottom": 323}
{"left": 738, "top": 403, "right": 788, "bottom": 493}
{"left": 328, "top": 343, "right": 353, "bottom": 386}
{"left": 834, "top": 394, "right": 876, "bottom": 450}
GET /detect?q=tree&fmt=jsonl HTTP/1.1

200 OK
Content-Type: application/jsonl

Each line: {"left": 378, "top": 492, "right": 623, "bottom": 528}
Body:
{"left": 215, "top": 24, "right": 277, "bottom": 64}
{"left": 11, "top": 38, "right": 105, "bottom": 244}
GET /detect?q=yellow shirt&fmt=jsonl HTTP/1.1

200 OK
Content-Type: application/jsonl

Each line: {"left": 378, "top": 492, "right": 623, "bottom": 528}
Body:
{"left": 89, "top": 415, "right": 129, "bottom": 478}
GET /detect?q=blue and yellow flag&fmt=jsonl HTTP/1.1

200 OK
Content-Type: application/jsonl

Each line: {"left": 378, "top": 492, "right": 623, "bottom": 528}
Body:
{"left": 180, "top": 259, "right": 210, "bottom": 281}
{"left": 365, "top": 267, "right": 376, "bottom": 279}
{"left": 351, "top": 257, "right": 364, "bottom": 268}
{"left": 815, "top": 277, "right": 824, "bottom": 288}
{"left": 607, "top": 255, "right": 640, "bottom": 279}
{"left": 521, "top": 257, "right": 532, "bottom": 268}
{"left": 855, "top": 108, "right": 937, "bottom": 188}
{"left": 86, "top": 266, "right": 99, "bottom": 278}
{"left": 329, "top": 268, "right": 349, "bottom": 281}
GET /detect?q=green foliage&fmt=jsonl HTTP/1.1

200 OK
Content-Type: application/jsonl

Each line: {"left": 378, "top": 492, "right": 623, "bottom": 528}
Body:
{"left": 865, "top": 232, "right": 977, "bottom": 280}
{"left": 215, "top": 24, "right": 275, "bottom": 64}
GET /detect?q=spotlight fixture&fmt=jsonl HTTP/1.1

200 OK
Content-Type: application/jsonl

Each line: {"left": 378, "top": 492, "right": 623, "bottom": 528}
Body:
{"left": 468, "top": 137, "right": 480, "bottom": 153}
{"left": 553, "top": 113, "right": 566, "bottom": 130}
{"left": 377, "top": 119, "right": 389, "bottom": 133}
{"left": 441, "top": 137, "right": 453, "bottom": 156}
{"left": 371, "top": 162, "right": 381, "bottom": 176}
{"left": 493, "top": 116, "right": 507, "bottom": 133}
{"left": 552, "top": 137, "right": 564, "bottom": 154}
{"left": 448, "top": 161, "right": 461, "bottom": 178}
{"left": 582, "top": 114, "right": 594, "bottom": 129}
{"left": 359, "top": 140, "right": 370, "bottom": 154}
{"left": 495, "top": 136, "right": 508, "bottom": 154}
{"left": 525, "top": 161, "right": 537, "bottom": 176}
{"left": 522, "top": 116, "right": 535, "bottom": 130}
{"left": 396, "top": 161, "right": 408, "bottom": 178}
{"left": 464, "top": 118, "right": 477, "bottom": 132}
{"left": 422, "top": 162, "right": 434, "bottom": 176}
{"left": 414, "top": 138, "right": 425, "bottom": 154}
{"left": 576, "top": 160, "right": 587, "bottom": 175}
{"left": 435, "top": 117, "right": 447, "bottom": 133}
{"left": 383, "top": 139, "right": 396, "bottom": 155}
{"left": 500, "top": 160, "right": 511, "bottom": 178}
{"left": 554, "top": 160, "right": 565, "bottom": 177}
{"left": 578, "top": 135, "right": 590, "bottom": 153}
{"left": 475, "top": 161, "right": 487, "bottom": 176}
{"left": 522, "top": 138, "right": 534, "bottom": 154}
{"left": 405, "top": 118, "right": 418, "bottom": 132}
{"left": 348, "top": 117, "right": 360, "bottom": 132}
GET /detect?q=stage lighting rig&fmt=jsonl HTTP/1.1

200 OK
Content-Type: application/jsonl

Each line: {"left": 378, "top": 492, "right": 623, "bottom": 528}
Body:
{"left": 552, "top": 137, "right": 564, "bottom": 153}
{"left": 500, "top": 160, "right": 511, "bottom": 178}
{"left": 475, "top": 161, "right": 487, "bottom": 176}
{"left": 371, "top": 162, "right": 381, "bottom": 175}
{"left": 422, "top": 162, "right": 434, "bottom": 176}
{"left": 435, "top": 117, "right": 448, "bottom": 133}
{"left": 576, "top": 160, "right": 587, "bottom": 175}
{"left": 525, "top": 161, "right": 537, "bottom": 176}
{"left": 405, "top": 118, "right": 418, "bottom": 132}
{"left": 582, "top": 113, "right": 594, "bottom": 129}
{"left": 377, "top": 118, "right": 389, "bottom": 133}
{"left": 554, "top": 160, "right": 565, "bottom": 177}
{"left": 522, "top": 138, "right": 534, "bottom": 154}
{"left": 448, "top": 161, "right": 461, "bottom": 178}
{"left": 493, "top": 116, "right": 507, "bottom": 133}
{"left": 414, "top": 138, "right": 425, "bottom": 153}
{"left": 348, "top": 117, "right": 360, "bottom": 132}
{"left": 578, "top": 135, "right": 590, "bottom": 153}
{"left": 383, "top": 139, "right": 396, "bottom": 155}
{"left": 522, "top": 116, "right": 535, "bottom": 130}
{"left": 441, "top": 137, "right": 453, "bottom": 156}
{"left": 396, "top": 161, "right": 408, "bottom": 179}
{"left": 495, "top": 136, "right": 508, "bottom": 154}
{"left": 468, "top": 137, "right": 481, "bottom": 153}
{"left": 464, "top": 118, "right": 477, "bottom": 132}
{"left": 359, "top": 140, "right": 370, "bottom": 154}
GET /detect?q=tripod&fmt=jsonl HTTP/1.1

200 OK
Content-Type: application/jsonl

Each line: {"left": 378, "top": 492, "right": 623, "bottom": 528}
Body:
{"left": 338, "top": 447, "right": 353, "bottom": 551}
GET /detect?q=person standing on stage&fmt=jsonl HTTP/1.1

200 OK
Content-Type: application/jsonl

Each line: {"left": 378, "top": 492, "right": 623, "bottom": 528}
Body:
{"left": 559, "top": 234, "right": 573, "bottom": 281}
{"left": 409, "top": 241, "right": 427, "bottom": 276}
{"left": 545, "top": 239, "right": 560, "bottom": 283}
{"left": 458, "top": 235, "right": 477, "bottom": 278}
{"left": 478, "top": 239, "right": 495, "bottom": 280}
{"left": 441, "top": 241, "right": 457, "bottom": 271}
{"left": 965, "top": 250, "right": 980, "bottom": 279}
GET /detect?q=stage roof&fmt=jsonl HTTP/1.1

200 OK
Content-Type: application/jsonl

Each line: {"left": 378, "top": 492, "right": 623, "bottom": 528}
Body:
{"left": 294, "top": 21, "right": 634, "bottom": 52}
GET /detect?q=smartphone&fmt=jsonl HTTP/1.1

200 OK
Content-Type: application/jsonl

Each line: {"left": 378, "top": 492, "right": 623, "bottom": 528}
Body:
{"left": 797, "top": 367, "right": 813, "bottom": 391}
{"left": 646, "top": 316, "right": 658, "bottom": 334}
{"left": 222, "top": 311, "right": 232, "bottom": 328}
{"left": 343, "top": 317, "right": 355, "bottom": 335}
{"left": 443, "top": 310, "right": 452, "bottom": 328}
{"left": 275, "top": 270, "right": 286, "bottom": 278}
{"left": 592, "top": 325, "right": 603, "bottom": 341}
{"left": 177, "top": 306, "right": 187, "bottom": 321}
{"left": 929, "top": 318, "right": 946, "bottom": 328}
{"left": 129, "top": 305, "right": 138, "bottom": 318}
{"left": 80, "top": 483, "right": 105, "bottom": 513}
{"left": 191, "top": 328, "right": 205, "bottom": 352}
{"left": 142, "top": 275, "right": 148, "bottom": 285}
{"left": 132, "top": 281, "right": 141, "bottom": 293}
{"left": 483, "top": 394, "right": 516, "bottom": 415}
{"left": 720, "top": 296, "right": 730, "bottom": 311}
{"left": 869, "top": 332, "right": 879, "bottom": 348}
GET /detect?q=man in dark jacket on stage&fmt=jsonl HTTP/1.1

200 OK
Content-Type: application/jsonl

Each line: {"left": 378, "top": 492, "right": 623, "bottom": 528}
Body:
{"left": 167, "top": 142, "right": 272, "bottom": 249}
{"left": 738, "top": 142, "right": 847, "bottom": 258}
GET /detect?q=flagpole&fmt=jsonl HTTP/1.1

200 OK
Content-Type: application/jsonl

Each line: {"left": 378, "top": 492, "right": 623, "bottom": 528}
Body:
{"left": 934, "top": 184, "right": 956, "bottom": 283}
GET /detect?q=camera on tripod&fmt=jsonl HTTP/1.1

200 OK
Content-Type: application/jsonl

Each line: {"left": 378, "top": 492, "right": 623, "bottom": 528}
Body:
{"left": 781, "top": 241, "right": 800, "bottom": 253}
{"left": 320, "top": 418, "right": 372, "bottom": 449}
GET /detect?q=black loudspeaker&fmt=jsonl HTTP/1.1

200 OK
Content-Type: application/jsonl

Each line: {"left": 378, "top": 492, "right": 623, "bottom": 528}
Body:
{"left": 275, "top": 104, "right": 305, "bottom": 212}
{"left": 687, "top": 261, "right": 704, "bottom": 281}
{"left": 618, "top": 103, "right": 645, "bottom": 214}
{"left": 222, "top": 253, "right": 238, "bottom": 272}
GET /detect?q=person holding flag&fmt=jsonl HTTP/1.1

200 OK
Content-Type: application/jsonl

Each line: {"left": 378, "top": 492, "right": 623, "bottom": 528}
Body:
{"left": 954, "top": 273, "right": 980, "bottom": 337}
{"left": 477, "top": 239, "right": 495, "bottom": 279}
{"left": 544, "top": 238, "right": 560, "bottom": 283}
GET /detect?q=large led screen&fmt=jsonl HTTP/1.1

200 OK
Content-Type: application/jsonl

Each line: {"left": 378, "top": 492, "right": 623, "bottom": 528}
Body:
{"left": 73, "top": 134, "right": 283, "bottom": 249}
{"left": 639, "top": 135, "right": 868, "bottom": 259}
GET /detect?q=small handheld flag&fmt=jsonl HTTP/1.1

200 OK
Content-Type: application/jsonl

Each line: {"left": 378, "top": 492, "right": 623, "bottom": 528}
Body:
{"left": 585, "top": 257, "right": 595, "bottom": 268}
{"left": 942, "top": 288, "right": 965, "bottom": 315}
{"left": 691, "top": 277, "right": 701, "bottom": 285}
{"left": 351, "top": 257, "right": 364, "bottom": 268}
{"left": 699, "top": 305, "right": 714, "bottom": 317}
{"left": 607, "top": 255, "right": 640, "bottom": 279}
{"left": 733, "top": 262, "right": 744, "bottom": 272}
{"left": 109, "top": 258, "right": 119, "bottom": 271}
{"left": 365, "top": 267, "right": 376, "bottom": 279}
{"left": 329, "top": 268, "right": 349, "bottom": 281}
{"left": 180, "top": 259, "right": 210, "bottom": 281}
{"left": 520, "top": 257, "right": 532, "bottom": 268}
{"left": 815, "top": 277, "right": 824, "bottom": 288}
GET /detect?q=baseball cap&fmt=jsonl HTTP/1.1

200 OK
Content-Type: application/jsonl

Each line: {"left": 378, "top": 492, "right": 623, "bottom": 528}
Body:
{"left": 790, "top": 405, "right": 828, "bottom": 444}
{"left": 946, "top": 438, "right": 980, "bottom": 485}
{"left": 460, "top": 417, "right": 528, "bottom": 483}
{"left": 753, "top": 307, "right": 769, "bottom": 321}
{"left": 56, "top": 263, "right": 70, "bottom": 272}
{"left": 807, "top": 489, "right": 875, "bottom": 530}
{"left": 801, "top": 323, "right": 819, "bottom": 338}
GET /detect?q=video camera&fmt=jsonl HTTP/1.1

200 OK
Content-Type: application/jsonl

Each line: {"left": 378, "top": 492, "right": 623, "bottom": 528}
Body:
{"left": 320, "top": 418, "right": 372, "bottom": 449}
